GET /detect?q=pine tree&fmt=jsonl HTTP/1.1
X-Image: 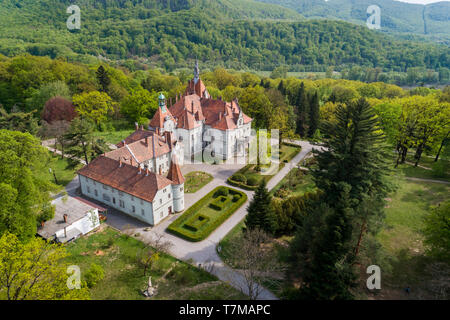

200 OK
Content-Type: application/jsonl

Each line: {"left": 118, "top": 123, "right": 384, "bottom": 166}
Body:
{"left": 289, "top": 98, "right": 392, "bottom": 299}
{"left": 308, "top": 91, "right": 320, "bottom": 137}
{"left": 245, "top": 180, "right": 277, "bottom": 235}
{"left": 96, "top": 65, "right": 111, "bottom": 93}
{"left": 295, "top": 82, "right": 309, "bottom": 137}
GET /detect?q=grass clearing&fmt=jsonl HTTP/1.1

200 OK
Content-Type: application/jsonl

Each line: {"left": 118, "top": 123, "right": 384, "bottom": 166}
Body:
{"left": 271, "top": 168, "right": 316, "bottom": 199}
{"left": 94, "top": 129, "right": 135, "bottom": 145}
{"left": 184, "top": 171, "right": 213, "bottom": 193}
{"left": 37, "top": 152, "right": 82, "bottom": 188}
{"left": 167, "top": 187, "right": 247, "bottom": 242}
{"left": 64, "top": 226, "right": 246, "bottom": 300}
{"left": 374, "top": 177, "right": 449, "bottom": 299}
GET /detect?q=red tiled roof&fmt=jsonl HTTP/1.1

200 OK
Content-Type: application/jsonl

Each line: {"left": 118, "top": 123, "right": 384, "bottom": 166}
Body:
{"left": 78, "top": 156, "right": 172, "bottom": 203}
{"left": 106, "top": 133, "right": 171, "bottom": 165}
{"left": 116, "top": 129, "right": 154, "bottom": 148}
{"left": 149, "top": 105, "right": 175, "bottom": 129}
{"left": 167, "top": 157, "right": 185, "bottom": 185}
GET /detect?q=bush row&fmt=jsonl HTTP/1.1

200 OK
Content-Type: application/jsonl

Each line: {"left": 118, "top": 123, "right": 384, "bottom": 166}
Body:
{"left": 167, "top": 187, "right": 247, "bottom": 242}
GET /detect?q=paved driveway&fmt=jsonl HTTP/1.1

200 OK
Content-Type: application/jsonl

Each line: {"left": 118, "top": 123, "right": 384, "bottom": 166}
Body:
{"left": 101, "top": 140, "right": 316, "bottom": 300}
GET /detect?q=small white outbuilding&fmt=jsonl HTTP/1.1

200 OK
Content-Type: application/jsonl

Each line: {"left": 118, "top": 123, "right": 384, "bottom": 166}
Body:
{"left": 37, "top": 195, "right": 101, "bottom": 243}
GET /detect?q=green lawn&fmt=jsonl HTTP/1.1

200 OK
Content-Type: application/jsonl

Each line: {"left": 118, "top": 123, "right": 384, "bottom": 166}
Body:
{"left": 184, "top": 171, "right": 214, "bottom": 193}
{"left": 167, "top": 187, "right": 247, "bottom": 242}
{"left": 94, "top": 129, "right": 135, "bottom": 145}
{"left": 229, "top": 144, "right": 301, "bottom": 189}
{"left": 271, "top": 168, "right": 316, "bottom": 199}
{"left": 375, "top": 177, "right": 450, "bottom": 298}
{"left": 64, "top": 226, "right": 247, "bottom": 300}
{"left": 37, "top": 152, "right": 82, "bottom": 188}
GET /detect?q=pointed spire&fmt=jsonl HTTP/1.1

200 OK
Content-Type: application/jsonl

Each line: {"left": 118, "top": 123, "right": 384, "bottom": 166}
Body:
{"left": 194, "top": 60, "right": 200, "bottom": 84}
{"left": 167, "top": 155, "right": 185, "bottom": 185}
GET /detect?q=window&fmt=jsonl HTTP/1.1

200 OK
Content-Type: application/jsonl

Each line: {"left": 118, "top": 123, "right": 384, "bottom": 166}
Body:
{"left": 94, "top": 190, "right": 98, "bottom": 196}
{"left": 141, "top": 209, "right": 145, "bottom": 216}
{"left": 160, "top": 199, "right": 162, "bottom": 204}
{"left": 119, "top": 191, "right": 123, "bottom": 197}
{"left": 180, "top": 187, "right": 183, "bottom": 192}
{"left": 166, "top": 161, "right": 169, "bottom": 167}
{"left": 131, "top": 195, "right": 134, "bottom": 202}
{"left": 163, "top": 189, "right": 166, "bottom": 193}
{"left": 102, "top": 185, "right": 108, "bottom": 190}
{"left": 87, "top": 186, "right": 91, "bottom": 194}
{"left": 103, "top": 194, "right": 110, "bottom": 202}
{"left": 111, "top": 189, "right": 115, "bottom": 194}
{"left": 119, "top": 200, "right": 125, "bottom": 208}
{"left": 132, "top": 205, "right": 135, "bottom": 213}
{"left": 168, "top": 194, "right": 171, "bottom": 199}
{"left": 113, "top": 198, "right": 116, "bottom": 204}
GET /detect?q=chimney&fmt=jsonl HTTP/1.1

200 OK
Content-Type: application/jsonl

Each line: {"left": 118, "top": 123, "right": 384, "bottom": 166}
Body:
{"left": 146, "top": 167, "right": 150, "bottom": 176}
{"left": 219, "top": 112, "right": 222, "bottom": 121}
{"left": 40, "top": 221, "right": 45, "bottom": 227}
{"left": 130, "top": 157, "right": 133, "bottom": 166}
{"left": 63, "top": 214, "right": 68, "bottom": 223}
{"left": 138, "top": 166, "right": 142, "bottom": 175}
{"left": 191, "top": 101, "right": 194, "bottom": 113}
{"left": 135, "top": 122, "right": 139, "bottom": 131}
{"left": 119, "top": 157, "right": 123, "bottom": 167}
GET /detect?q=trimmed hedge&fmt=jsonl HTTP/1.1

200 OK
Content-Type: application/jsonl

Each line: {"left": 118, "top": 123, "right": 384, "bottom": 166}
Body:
{"left": 209, "top": 196, "right": 229, "bottom": 211}
{"left": 167, "top": 187, "right": 247, "bottom": 242}
{"left": 227, "top": 177, "right": 258, "bottom": 191}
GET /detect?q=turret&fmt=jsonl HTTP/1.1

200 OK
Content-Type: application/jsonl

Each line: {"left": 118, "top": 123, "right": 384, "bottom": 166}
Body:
{"left": 167, "top": 155, "right": 185, "bottom": 212}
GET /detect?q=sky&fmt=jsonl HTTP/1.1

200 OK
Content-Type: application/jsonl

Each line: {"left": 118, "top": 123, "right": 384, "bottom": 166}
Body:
{"left": 395, "top": 0, "right": 450, "bottom": 4}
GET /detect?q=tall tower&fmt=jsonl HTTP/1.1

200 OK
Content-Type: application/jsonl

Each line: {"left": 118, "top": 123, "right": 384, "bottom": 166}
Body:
{"left": 167, "top": 155, "right": 185, "bottom": 213}
{"left": 158, "top": 92, "right": 167, "bottom": 112}
{"left": 194, "top": 60, "right": 200, "bottom": 85}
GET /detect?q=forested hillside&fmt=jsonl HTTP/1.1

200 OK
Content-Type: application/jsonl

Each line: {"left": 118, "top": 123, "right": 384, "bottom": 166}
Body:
{"left": 0, "top": 0, "right": 448, "bottom": 75}
{"left": 258, "top": 0, "right": 450, "bottom": 44}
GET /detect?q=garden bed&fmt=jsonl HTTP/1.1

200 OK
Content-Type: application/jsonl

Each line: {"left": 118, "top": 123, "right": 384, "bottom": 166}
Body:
{"left": 184, "top": 171, "right": 213, "bottom": 193}
{"left": 167, "top": 187, "right": 247, "bottom": 242}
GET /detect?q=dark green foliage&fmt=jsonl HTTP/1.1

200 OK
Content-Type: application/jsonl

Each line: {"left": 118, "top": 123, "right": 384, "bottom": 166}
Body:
{"left": 272, "top": 191, "right": 321, "bottom": 236}
{"left": 96, "top": 66, "right": 111, "bottom": 93}
{"left": 245, "top": 180, "right": 277, "bottom": 235}
{"left": 231, "top": 173, "right": 247, "bottom": 184}
{"left": 0, "top": 108, "right": 39, "bottom": 135}
{"left": 64, "top": 117, "right": 109, "bottom": 165}
{"left": 308, "top": 91, "right": 320, "bottom": 137}
{"left": 0, "top": 1, "right": 447, "bottom": 74}
{"left": 288, "top": 98, "right": 392, "bottom": 299}
{"left": 246, "top": 176, "right": 259, "bottom": 187}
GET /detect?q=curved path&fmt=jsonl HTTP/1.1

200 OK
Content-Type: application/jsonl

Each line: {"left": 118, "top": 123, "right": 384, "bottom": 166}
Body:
{"left": 126, "top": 140, "right": 316, "bottom": 300}
{"left": 59, "top": 139, "right": 317, "bottom": 299}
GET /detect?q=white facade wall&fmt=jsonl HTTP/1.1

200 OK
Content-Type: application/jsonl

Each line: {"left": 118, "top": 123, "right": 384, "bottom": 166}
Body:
{"left": 152, "top": 186, "right": 176, "bottom": 224}
{"left": 54, "top": 209, "right": 100, "bottom": 240}
{"left": 79, "top": 175, "right": 164, "bottom": 225}
{"left": 172, "top": 183, "right": 185, "bottom": 212}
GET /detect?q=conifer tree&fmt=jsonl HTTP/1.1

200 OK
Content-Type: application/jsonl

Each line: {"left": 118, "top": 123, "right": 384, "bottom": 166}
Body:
{"left": 295, "top": 82, "right": 309, "bottom": 137}
{"left": 96, "top": 65, "right": 111, "bottom": 93}
{"left": 289, "top": 98, "right": 392, "bottom": 299}
{"left": 245, "top": 180, "right": 277, "bottom": 235}
{"left": 308, "top": 91, "right": 320, "bottom": 137}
